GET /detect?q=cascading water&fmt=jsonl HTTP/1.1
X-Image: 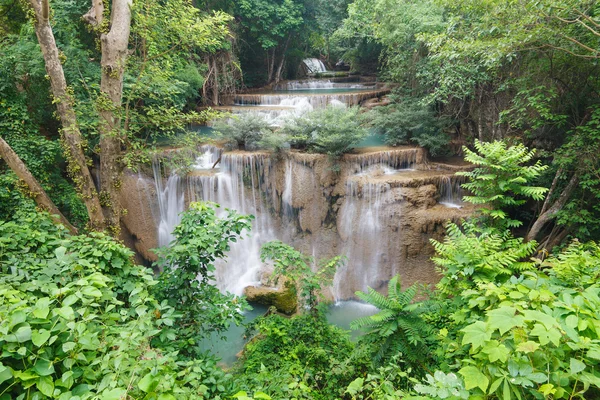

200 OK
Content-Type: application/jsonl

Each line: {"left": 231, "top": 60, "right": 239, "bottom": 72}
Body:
{"left": 303, "top": 58, "right": 327, "bottom": 74}
{"left": 153, "top": 159, "right": 184, "bottom": 248}
{"left": 335, "top": 180, "right": 392, "bottom": 300}
{"left": 185, "top": 153, "right": 278, "bottom": 296}
{"left": 438, "top": 176, "right": 465, "bottom": 208}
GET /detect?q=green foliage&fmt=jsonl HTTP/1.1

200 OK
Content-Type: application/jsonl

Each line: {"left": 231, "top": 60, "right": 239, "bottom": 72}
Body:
{"left": 214, "top": 113, "right": 272, "bottom": 151}
{"left": 0, "top": 211, "right": 226, "bottom": 399}
{"left": 431, "top": 221, "right": 537, "bottom": 295}
{"left": 366, "top": 99, "right": 450, "bottom": 156}
{"left": 344, "top": 356, "right": 417, "bottom": 400}
{"left": 281, "top": 105, "right": 368, "bottom": 158}
{"left": 351, "top": 276, "right": 437, "bottom": 372}
{"left": 458, "top": 140, "right": 548, "bottom": 227}
{"left": 235, "top": 310, "right": 365, "bottom": 400}
{"left": 153, "top": 202, "right": 253, "bottom": 358}
{"left": 260, "top": 240, "right": 342, "bottom": 313}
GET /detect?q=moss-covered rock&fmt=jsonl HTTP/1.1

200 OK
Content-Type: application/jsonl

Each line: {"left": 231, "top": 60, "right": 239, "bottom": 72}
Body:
{"left": 244, "top": 280, "right": 297, "bottom": 315}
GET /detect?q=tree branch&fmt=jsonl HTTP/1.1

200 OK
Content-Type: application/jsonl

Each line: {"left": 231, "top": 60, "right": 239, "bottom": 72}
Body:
{"left": 0, "top": 137, "right": 77, "bottom": 234}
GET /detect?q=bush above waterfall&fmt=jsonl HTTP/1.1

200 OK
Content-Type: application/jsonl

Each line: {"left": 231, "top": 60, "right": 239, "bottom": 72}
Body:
{"left": 366, "top": 98, "right": 451, "bottom": 156}
{"left": 281, "top": 105, "right": 369, "bottom": 157}
{"left": 213, "top": 113, "right": 272, "bottom": 151}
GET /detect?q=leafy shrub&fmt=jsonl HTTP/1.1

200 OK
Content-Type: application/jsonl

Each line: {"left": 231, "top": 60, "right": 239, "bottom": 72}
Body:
{"left": 281, "top": 105, "right": 369, "bottom": 157}
{"left": 213, "top": 113, "right": 272, "bottom": 150}
{"left": 366, "top": 100, "right": 450, "bottom": 156}
{"left": 153, "top": 202, "right": 253, "bottom": 358}
{"left": 0, "top": 211, "right": 225, "bottom": 399}
{"left": 234, "top": 311, "right": 365, "bottom": 400}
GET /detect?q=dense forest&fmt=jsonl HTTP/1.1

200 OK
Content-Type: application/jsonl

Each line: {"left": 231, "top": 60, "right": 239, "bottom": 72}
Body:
{"left": 1, "top": 0, "right": 600, "bottom": 399}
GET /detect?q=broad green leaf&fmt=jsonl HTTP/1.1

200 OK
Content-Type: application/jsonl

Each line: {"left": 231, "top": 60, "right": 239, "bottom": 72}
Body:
{"left": 15, "top": 325, "right": 32, "bottom": 343}
{"left": 32, "top": 329, "right": 51, "bottom": 347}
{"left": 62, "top": 342, "right": 76, "bottom": 352}
{"left": 459, "top": 366, "right": 489, "bottom": 392}
{"left": 33, "top": 298, "right": 50, "bottom": 319}
{"left": 0, "top": 365, "right": 12, "bottom": 385}
{"left": 346, "top": 378, "right": 364, "bottom": 395}
{"left": 33, "top": 359, "right": 55, "bottom": 376}
{"left": 587, "top": 347, "right": 600, "bottom": 360}
{"left": 565, "top": 315, "right": 578, "bottom": 329}
{"left": 81, "top": 286, "right": 102, "bottom": 298}
{"left": 37, "top": 375, "right": 54, "bottom": 397}
{"left": 570, "top": 358, "right": 586, "bottom": 374}
{"left": 157, "top": 395, "right": 176, "bottom": 400}
{"left": 101, "top": 388, "right": 127, "bottom": 400}
{"left": 487, "top": 307, "right": 524, "bottom": 335}
{"left": 461, "top": 321, "right": 491, "bottom": 350}
{"left": 254, "top": 392, "right": 272, "bottom": 400}
{"left": 523, "top": 310, "right": 557, "bottom": 329}
{"left": 516, "top": 341, "right": 539, "bottom": 353}
{"left": 530, "top": 324, "right": 561, "bottom": 346}
{"left": 55, "top": 306, "right": 75, "bottom": 321}
{"left": 482, "top": 341, "right": 510, "bottom": 362}
{"left": 138, "top": 373, "right": 159, "bottom": 393}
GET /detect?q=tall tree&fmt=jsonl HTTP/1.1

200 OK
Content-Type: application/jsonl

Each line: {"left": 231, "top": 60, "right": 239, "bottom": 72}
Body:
{"left": 26, "top": 0, "right": 105, "bottom": 230}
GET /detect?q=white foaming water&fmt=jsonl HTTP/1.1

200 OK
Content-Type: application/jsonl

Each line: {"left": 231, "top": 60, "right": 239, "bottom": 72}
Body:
{"left": 153, "top": 159, "right": 185, "bottom": 248}
{"left": 335, "top": 181, "right": 391, "bottom": 300}
{"left": 438, "top": 176, "right": 465, "bottom": 208}
{"left": 287, "top": 80, "right": 334, "bottom": 90}
{"left": 185, "top": 154, "right": 277, "bottom": 296}
{"left": 303, "top": 58, "right": 327, "bottom": 73}
{"left": 282, "top": 158, "right": 294, "bottom": 217}
{"left": 193, "top": 145, "right": 222, "bottom": 170}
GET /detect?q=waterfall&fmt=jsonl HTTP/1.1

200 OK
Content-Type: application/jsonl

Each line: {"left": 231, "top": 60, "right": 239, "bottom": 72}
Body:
{"left": 438, "top": 175, "right": 465, "bottom": 208}
{"left": 335, "top": 180, "right": 392, "bottom": 300}
{"left": 275, "top": 80, "right": 376, "bottom": 91}
{"left": 345, "top": 148, "right": 424, "bottom": 174}
{"left": 303, "top": 58, "right": 327, "bottom": 74}
{"left": 185, "top": 153, "right": 277, "bottom": 296}
{"left": 153, "top": 159, "right": 185, "bottom": 248}
{"left": 232, "top": 90, "right": 389, "bottom": 109}
{"left": 282, "top": 158, "right": 294, "bottom": 217}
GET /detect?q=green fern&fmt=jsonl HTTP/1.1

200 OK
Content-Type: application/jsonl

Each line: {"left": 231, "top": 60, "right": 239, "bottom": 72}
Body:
{"left": 457, "top": 140, "right": 548, "bottom": 228}
{"left": 431, "top": 221, "right": 536, "bottom": 295}
{"left": 351, "top": 276, "right": 437, "bottom": 374}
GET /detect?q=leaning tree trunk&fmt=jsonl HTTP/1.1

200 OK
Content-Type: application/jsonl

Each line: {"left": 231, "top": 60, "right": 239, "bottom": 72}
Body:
{"left": 98, "top": 0, "right": 132, "bottom": 235}
{"left": 0, "top": 137, "right": 77, "bottom": 234}
{"left": 27, "top": 0, "right": 105, "bottom": 231}
{"left": 526, "top": 170, "right": 579, "bottom": 243}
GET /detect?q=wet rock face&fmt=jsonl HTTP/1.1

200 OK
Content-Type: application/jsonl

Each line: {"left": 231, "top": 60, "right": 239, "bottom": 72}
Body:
{"left": 119, "top": 172, "right": 159, "bottom": 262}
{"left": 122, "top": 147, "right": 474, "bottom": 300}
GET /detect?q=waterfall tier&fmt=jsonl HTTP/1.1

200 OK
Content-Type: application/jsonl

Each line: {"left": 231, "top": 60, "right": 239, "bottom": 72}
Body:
{"left": 228, "top": 89, "right": 391, "bottom": 109}
{"left": 302, "top": 58, "right": 327, "bottom": 74}
{"left": 122, "top": 148, "right": 474, "bottom": 301}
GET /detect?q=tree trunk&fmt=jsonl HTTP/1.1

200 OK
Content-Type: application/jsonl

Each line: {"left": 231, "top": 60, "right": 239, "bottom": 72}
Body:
{"left": 28, "top": 0, "right": 105, "bottom": 231}
{"left": 274, "top": 36, "right": 290, "bottom": 85}
{"left": 212, "top": 55, "right": 219, "bottom": 106}
{"left": 0, "top": 137, "right": 77, "bottom": 234}
{"left": 267, "top": 49, "right": 276, "bottom": 83}
{"left": 98, "top": 0, "right": 132, "bottom": 235}
{"left": 526, "top": 172, "right": 579, "bottom": 242}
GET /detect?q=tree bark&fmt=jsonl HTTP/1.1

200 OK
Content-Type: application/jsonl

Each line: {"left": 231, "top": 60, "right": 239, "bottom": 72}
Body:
{"left": 98, "top": 0, "right": 132, "bottom": 235}
{"left": 526, "top": 171, "right": 579, "bottom": 242}
{"left": 273, "top": 36, "right": 290, "bottom": 85}
{"left": 0, "top": 137, "right": 77, "bottom": 234}
{"left": 212, "top": 55, "right": 219, "bottom": 106}
{"left": 28, "top": 0, "right": 105, "bottom": 231}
